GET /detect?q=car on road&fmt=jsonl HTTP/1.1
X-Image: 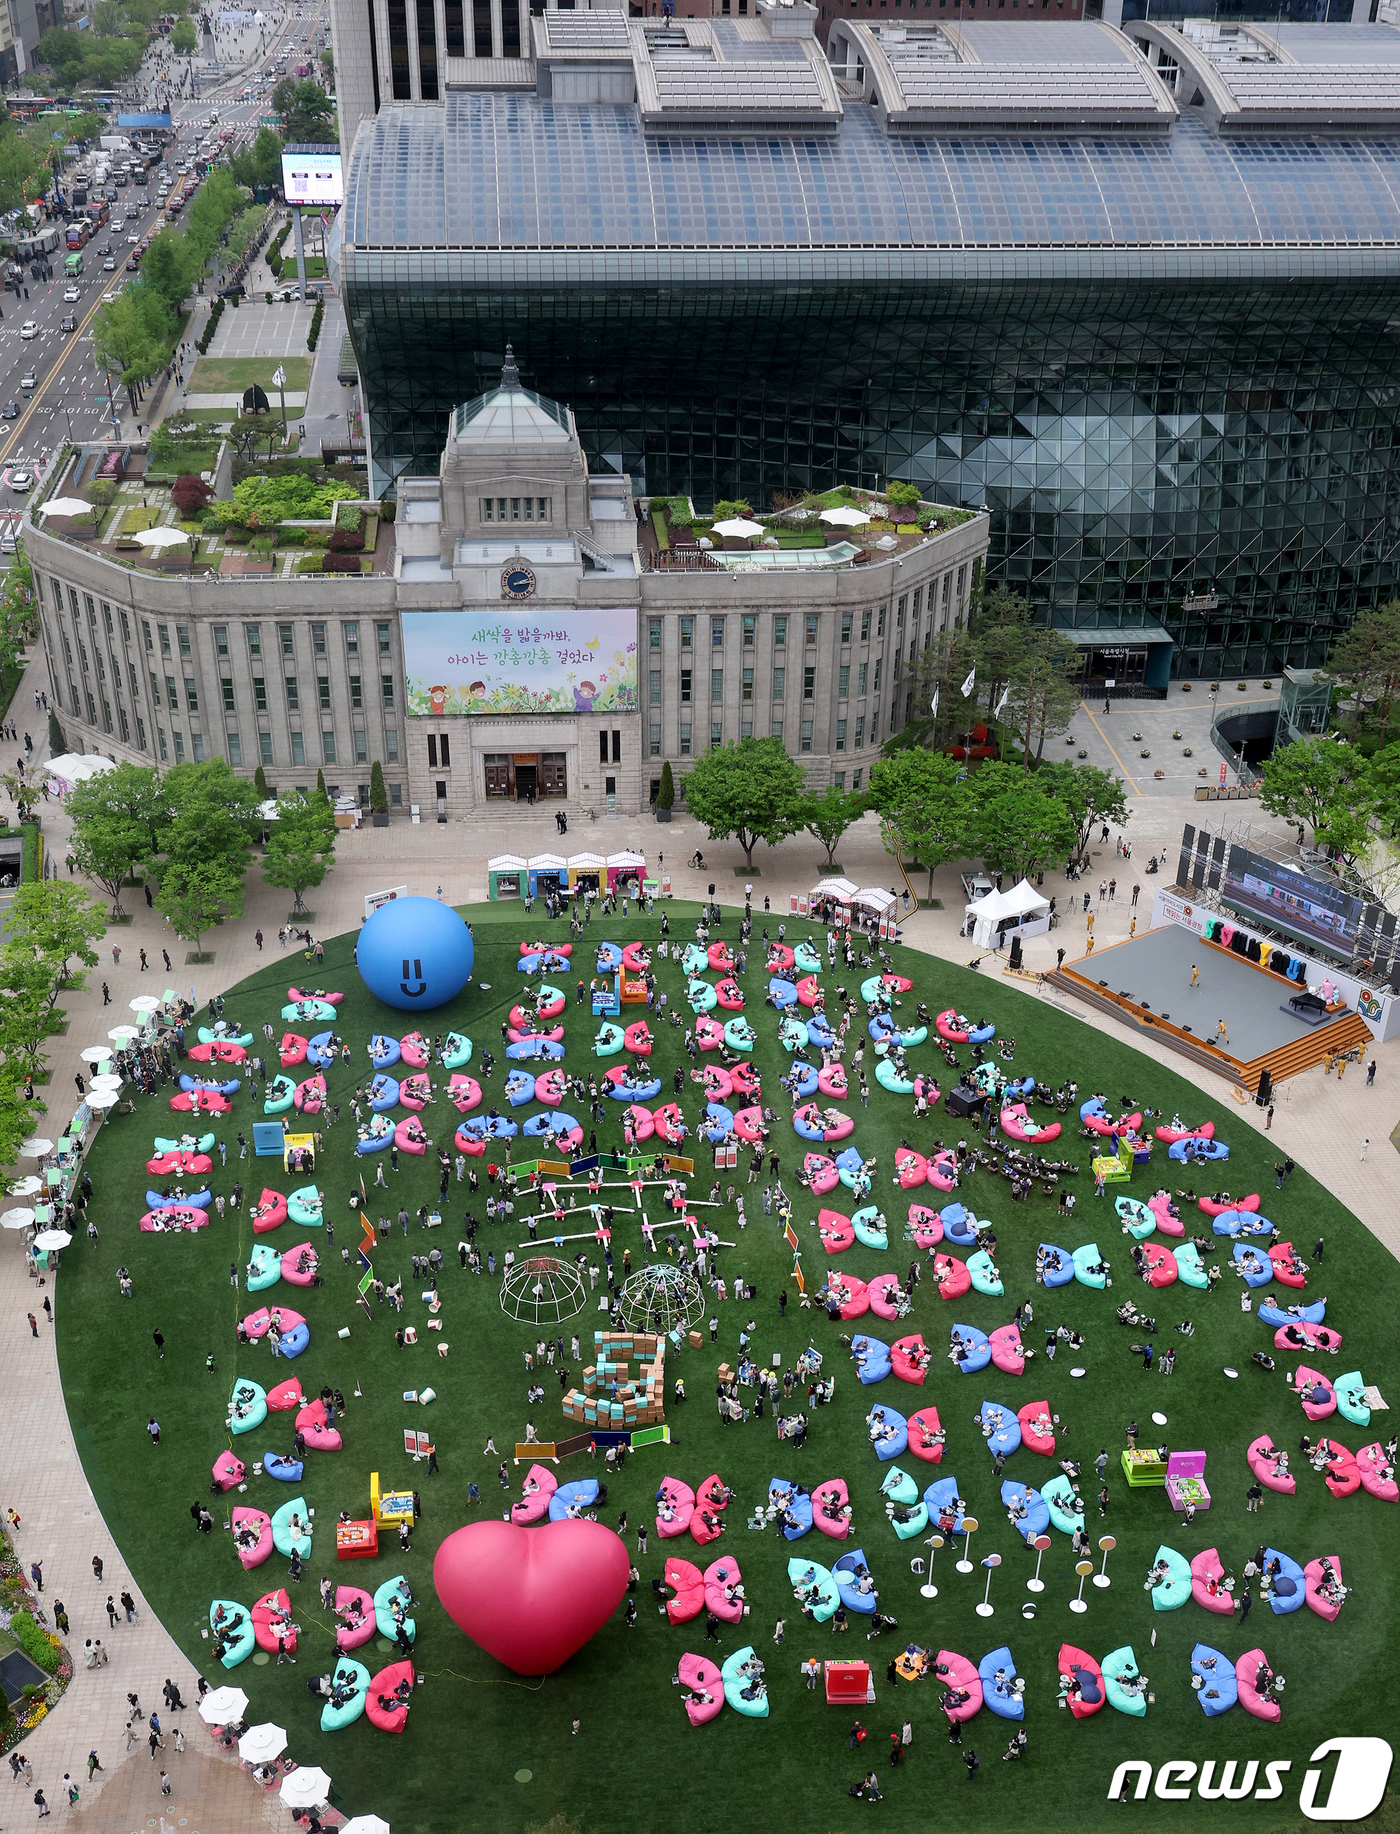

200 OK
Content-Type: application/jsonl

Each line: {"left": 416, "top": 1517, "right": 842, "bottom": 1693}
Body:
{"left": 0, "top": 526, "right": 17, "bottom": 554}
{"left": 127, "top": 232, "right": 140, "bottom": 243}
{"left": 103, "top": 257, "right": 116, "bottom": 272}
{"left": 127, "top": 255, "right": 140, "bottom": 271}
{"left": 19, "top": 321, "right": 36, "bottom": 339}
{"left": 63, "top": 284, "right": 80, "bottom": 302}
{"left": 59, "top": 313, "right": 76, "bottom": 334}
{"left": 98, "top": 241, "right": 112, "bottom": 256}
{"left": 102, "top": 288, "right": 120, "bottom": 303}
{"left": 0, "top": 403, "right": 16, "bottom": 420}
{"left": 8, "top": 471, "right": 32, "bottom": 491}
{"left": 137, "top": 192, "right": 149, "bottom": 206}
{"left": 19, "top": 373, "right": 34, "bottom": 391}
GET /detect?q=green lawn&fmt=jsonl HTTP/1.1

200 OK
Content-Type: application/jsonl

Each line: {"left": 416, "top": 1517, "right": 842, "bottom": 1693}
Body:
{"left": 188, "top": 356, "right": 312, "bottom": 395}
{"left": 56, "top": 902, "right": 1400, "bottom": 1833}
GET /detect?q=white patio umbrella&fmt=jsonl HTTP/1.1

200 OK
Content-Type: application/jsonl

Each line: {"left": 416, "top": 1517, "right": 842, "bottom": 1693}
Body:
{"left": 1, "top": 1207, "right": 35, "bottom": 1229}
{"left": 108, "top": 1025, "right": 140, "bottom": 1044}
{"left": 86, "top": 1090, "right": 120, "bottom": 1110}
{"left": 90, "top": 1072, "right": 124, "bottom": 1088}
{"left": 36, "top": 496, "right": 96, "bottom": 519}
{"left": 19, "top": 1138, "right": 53, "bottom": 1157}
{"left": 280, "top": 1766, "right": 332, "bottom": 1809}
{"left": 819, "top": 505, "right": 871, "bottom": 527}
{"left": 198, "top": 1684, "right": 248, "bottom": 1725}
{"left": 135, "top": 525, "right": 196, "bottom": 552}
{"left": 7, "top": 1176, "right": 43, "bottom": 1197}
{"left": 129, "top": 996, "right": 161, "bottom": 1014}
{"left": 237, "top": 1722, "right": 287, "bottom": 1764}
{"left": 342, "top": 1818, "right": 392, "bottom": 1834}
{"left": 33, "top": 1229, "right": 71, "bottom": 1251}
{"left": 79, "top": 1045, "right": 113, "bottom": 1063}
{"left": 711, "top": 517, "right": 765, "bottom": 540}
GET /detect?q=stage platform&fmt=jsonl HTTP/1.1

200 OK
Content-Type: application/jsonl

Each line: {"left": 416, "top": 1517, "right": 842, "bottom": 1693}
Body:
{"left": 1047, "top": 921, "right": 1372, "bottom": 1093}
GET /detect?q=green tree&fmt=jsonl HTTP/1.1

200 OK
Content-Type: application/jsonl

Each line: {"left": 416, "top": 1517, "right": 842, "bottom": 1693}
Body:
{"left": 316, "top": 768, "right": 327, "bottom": 799}
{"left": 1004, "top": 629, "right": 1084, "bottom": 768}
{"left": 708, "top": 499, "right": 753, "bottom": 525}
{"left": 270, "top": 77, "right": 335, "bottom": 142}
{"left": 160, "top": 757, "right": 260, "bottom": 866}
{"left": 262, "top": 790, "right": 337, "bottom": 913}
{"left": 887, "top": 626, "right": 978, "bottom": 757}
{"left": 969, "top": 762, "right": 1078, "bottom": 882}
{"left": 970, "top": 585, "right": 1033, "bottom": 727}
{"left": 867, "top": 748, "right": 971, "bottom": 897}
{"left": 64, "top": 760, "right": 162, "bottom": 917}
{"left": 1259, "top": 737, "right": 1372, "bottom": 865}
{"left": 798, "top": 784, "right": 866, "bottom": 870}
{"left": 1035, "top": 761, "right": 1129, "bottom": 869}
{"left": 369, "top": 760, "right": 388, "bottom": 814}
{"left": 253, "top": 764, "right": 269, "bottom": 798}
{"left": 139, "top": 228, "right": 200, "bottom": 320}
{"left": 171, "top": 14, "right": 196, "bottom": 52}
{"left": 156, "top": 854, "right": 245, "bottom": 955}
{"left": 681, "top": 737, "right": 805, "bottom": 870}
{"left": 0, "top": 541, "right": 35, "bottom": 682}
{"left": 656, "top": 760, "right": 675, "bottom": 811}
{"left": 1326, "top": 598, "right": 1400, "bottom": 746}
{"left": 93, "top": 289, "right": 170, "bottom": 414}
{"left": 1, "top": 880, "right": 106, "bottom": 1032}
{"left": 885, "top": 480, "right": 921, "bottom": 508}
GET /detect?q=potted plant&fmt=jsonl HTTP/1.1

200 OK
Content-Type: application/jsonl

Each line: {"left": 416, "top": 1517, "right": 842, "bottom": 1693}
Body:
{"left": 655, "top": 760, "right": 675, "bottom": 824}
{"left": 370, "top": 760, "right": 390, "bottom": 826}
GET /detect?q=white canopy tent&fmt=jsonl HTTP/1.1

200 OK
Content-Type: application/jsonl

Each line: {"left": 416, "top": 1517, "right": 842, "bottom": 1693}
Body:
{"left": 853, "top": 886, "right": 896, "bottom": 914}
{"left": 811, "top": 876, "right": 858, "bottom": 904}
{"left": 44, "top": 753, "right": 116, "bottom": 789}
{"left": 965, "top": 878, "right": 1051, "bottom": 951}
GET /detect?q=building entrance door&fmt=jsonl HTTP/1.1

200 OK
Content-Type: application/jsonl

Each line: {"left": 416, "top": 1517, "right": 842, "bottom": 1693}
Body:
{"left": 515, "top": 763, "right": 538, "bottom": 802}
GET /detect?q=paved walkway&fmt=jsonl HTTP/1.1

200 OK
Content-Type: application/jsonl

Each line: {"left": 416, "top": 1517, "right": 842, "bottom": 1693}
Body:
{"left": 2, "top": 661, "right": 1396, "bottom": 1825}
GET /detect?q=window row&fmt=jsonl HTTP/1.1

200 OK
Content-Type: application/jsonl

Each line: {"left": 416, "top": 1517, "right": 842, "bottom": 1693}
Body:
{"left": 649, "top": 710, "right": 879, "bottom": 758}
{"left": 656, "top": 661, "right": 882, "bottom": 704}
{"left": 480, "top": 497, "right": 552, "bottom": 523}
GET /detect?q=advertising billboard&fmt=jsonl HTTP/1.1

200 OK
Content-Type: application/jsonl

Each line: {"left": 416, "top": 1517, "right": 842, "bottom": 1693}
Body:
{"left": 402, "top": 610, "right": 637, "bottom": 716}
{"left": 1222, "top": 844, "right": 1364, "bottom": 959}
{"left": 281, "top": 146, "right": 343, "bottom": 206}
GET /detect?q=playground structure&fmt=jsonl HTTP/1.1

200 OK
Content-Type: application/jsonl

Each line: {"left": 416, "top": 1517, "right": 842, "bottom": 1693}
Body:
{"left": 615, "top": 1262, "right": 706, "bottom": 1336}
{"left": 561, "top": 1330, "right": 667, "bottom": 1431}
{"left": 500, "top": 1255, "right": 589, "bottom": 1325}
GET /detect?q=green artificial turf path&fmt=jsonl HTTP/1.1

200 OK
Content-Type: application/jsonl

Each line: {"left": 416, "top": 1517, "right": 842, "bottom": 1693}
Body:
{"left": 57, "top": 900, "right": 1400, "bottom": 1833}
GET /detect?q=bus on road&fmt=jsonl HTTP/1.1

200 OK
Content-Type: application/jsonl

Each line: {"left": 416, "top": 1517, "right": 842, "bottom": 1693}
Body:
{"left": 64, "top": 251, "right": 83, "bottom": 279}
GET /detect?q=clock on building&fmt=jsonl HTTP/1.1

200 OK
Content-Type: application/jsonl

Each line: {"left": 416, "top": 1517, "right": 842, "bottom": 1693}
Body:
{"left": 502, "top": 563, "right": 536, "bottom": 599}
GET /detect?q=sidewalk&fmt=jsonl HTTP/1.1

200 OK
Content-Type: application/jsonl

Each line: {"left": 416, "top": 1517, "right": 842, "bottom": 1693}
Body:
{"left": 2, "top": 665, "right": 1396, "bottom": 1824}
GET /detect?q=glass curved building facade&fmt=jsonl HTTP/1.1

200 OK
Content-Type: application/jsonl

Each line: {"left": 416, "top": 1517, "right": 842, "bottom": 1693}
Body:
{"left": 341, "top": 14, "right": 1400, "bottom": 676}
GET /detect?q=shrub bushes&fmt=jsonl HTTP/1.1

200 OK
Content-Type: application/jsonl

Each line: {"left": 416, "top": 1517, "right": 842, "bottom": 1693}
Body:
{"left": 321, "top": 551, "right": 363, "bottom": 573}
{"left": 307, "top": 298, "right": 324, "bottom": 351}
{"left": 11, "top": 1612, "right": 60, "bottom": 1675}
{"left": 336, "top": 504, "right": 363, "bottom": 534}
{"left": 302, "top": 530, "right": 328, "bottom": 549}
{"left": 328, "top": 527, "right": 362, "bottom": 552}
{"left": 233, "top": 473, "right": 358, "bottom": 522}
{"left": 370, "top": 760, "right": 388, "bottom": 814}
{"left": 197, "top": 296, "right": 226, "bottom": 355}
{"left": 172, "top": 473, "right": 213, "bottom": 518}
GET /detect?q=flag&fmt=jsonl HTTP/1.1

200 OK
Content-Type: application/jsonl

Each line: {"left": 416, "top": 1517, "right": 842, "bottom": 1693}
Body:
{"left": 271, "top": 364, "right": 285, "bottom": 390}
{"left": 994, "top": 685, "right": 1010, "bottom": 719}
{"left": 929, "top": 689, "right": 939, "bottom": 719}
{"left": 359, "top": 1170, "right": 366, "bottom": 1202}
{"left": 960, "top": 668, "right": 976, "bottom": 699}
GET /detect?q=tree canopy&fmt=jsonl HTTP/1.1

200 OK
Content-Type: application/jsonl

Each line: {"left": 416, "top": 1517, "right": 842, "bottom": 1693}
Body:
{"left": 262, "top": 790, "right": 337, "bottom": 913}
{"left": 65, "top": 760, "right": 163, "bottom": 916}
{"left": 228, "top": 125, "right": 285, "bottom": 193}
{"left": 1326, "top": 598, "right": 1400, "bottom": 747}
{"left": 971, "top": 763, "right": 1079, "bottom": 884}
{"left": 681, "top": 737, "right": 807, "bottom": 869}
{"left": 1258, "top": 737, "right": 1373, "bottom": 867}
{"left": 867, "top": 748, "right": 971, "bottom": 896}
{"left": 270, "top": 78, "right": 335, "bottom": 142}
{"left": 798, "top": 784, "right": 866, "bottom": 870}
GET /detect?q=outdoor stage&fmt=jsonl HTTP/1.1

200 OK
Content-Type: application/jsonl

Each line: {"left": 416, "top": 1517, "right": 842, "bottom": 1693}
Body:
{"left": 1046, "top": 920, "right": 1373, "bottom": 1093}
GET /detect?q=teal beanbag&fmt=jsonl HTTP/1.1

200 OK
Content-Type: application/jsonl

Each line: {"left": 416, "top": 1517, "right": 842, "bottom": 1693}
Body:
{"left": 1073, "top": 1243, "right": 1108, "bottom": 1289}
{"left": 968, "top": 1249, "right": 1003, "bottom": 1296}
{"left": 880, "top": 1466, "right": 918, "bottom": 1506}
{"left": 1174, "top": 1242, "right": 1210, "bottom": 1289}
{"left": 321, "top": 1657, "right": 370, "bottom": 1731}
{"left": 246, "top": 1244, "right": 281, "bottom": 1291}
{"left": 1103, "top": 1645, "right": 1147, "bottom": 1717}
{"left": 1042, "top": 1474, "right": 1085, "bottom": 1537}
{"left": 1148, "top": 1543, "right": 1191, "bottom": 1611}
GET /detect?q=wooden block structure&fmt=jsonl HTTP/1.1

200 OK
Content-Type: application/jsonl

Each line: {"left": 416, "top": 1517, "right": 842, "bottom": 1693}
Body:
{"left": 561, "top": 1330, "right": 666, "bottom": 1431}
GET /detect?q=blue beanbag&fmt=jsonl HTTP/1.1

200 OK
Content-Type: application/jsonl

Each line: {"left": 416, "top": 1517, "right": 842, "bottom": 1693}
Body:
{"left": 505, "top": 1070, "right": 536, "bottom": 1107}
{"left": 770, "top": 977, "right": 798, "bottom": 1010}
{"left": 1170, "top": 1137, "right": 1229, "bottom": 1162}
{"left": 852, "top": 1334, "right": 891, "bottom": 1385}
{"left": 1258, "top": 1297, "right": 1326, "bottom": 1327}
{"left": 596, "top": 943, "right": 624, "bottom": 971}
{"left": 1264, "top": 1547, "right": 1306, "bottom": 1615}
{"left": 1039, "top": 1244, "right": 1074, "bottom": 1287}
{"left": 950, "top": 1325, "right": 991, "bottom": 1374}
{"left": 307, "top": 1031, "right": 337, "bottom": 1069}
{"left": 788, "top": 1061, "right": 819, "bottom": 1099}
{"left": 1191, "top": 1644, "right": 1237, "bottom": 1716}
{"left": 867, "top": 1406, "right": 908, "bottom": 1462}
{"left": 523, "top": 1111, "right": 582, "bottom": 1140}
{"left": 506, "top": 1037, "right": 566, "bottom": 1061}
{"left": 548, "top": 1479, "right": 601, "bottom": 1522}
{"left": 1213, "top": 1208, "right": 1273, "bottom": 1237}
{"left": 807, "top": 1012, "right": 836, "bottom": 1048}
{"left": 1233, "top": 1242, "right": 1273, "bottom": 1287}
{"left": 979, "top": 1646, "right": 1025, "bottom": 1720}
{"left": 1000, "top": 1480, "right": 1050, "bottom": 1543}
{"left": 832, "top": 1547, "right": 878, "bottom": 1615}
{"left": 922, "top": 1477, "right": 968, "bottom": 1532}
{"left": 279, "top": 1322, "right": 310, "bottom": 1359}
{"left": 370, "top": 1034, "right": 402, "bottom": 1069}
{"left": 368, "top": 1075, "right": 400, "bottom": 1113}
{"left": 980, "top": 1400, "right": 1022, "bottom": 1458}
{"left": 770, "top": 1477, "right": 813, "bottom": 1540}
{"left": 146, "top": 1188, "right": 212, "bottom": 1210}
{"left": 942, "top": 1204, "right": 978, "bottom": 1247}
{"left": 264, "top": 1452, "right": 303, "bottom": 1482}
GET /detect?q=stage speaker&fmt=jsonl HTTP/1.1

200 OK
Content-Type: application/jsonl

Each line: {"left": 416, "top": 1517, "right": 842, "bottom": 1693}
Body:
{"left": 947, "top": 1083, "right": 989, "bottom": 1119}
{"left": 1256, "top": 1068, "right": 1273, "bottom": 1107}
{"left": 1009, "top": 935, "right": 1023, "bottom": 970}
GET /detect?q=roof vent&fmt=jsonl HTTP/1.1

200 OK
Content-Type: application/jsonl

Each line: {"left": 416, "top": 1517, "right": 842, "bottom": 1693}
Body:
{"left": 501, "top": 344, "right": 522, "bottom": 390}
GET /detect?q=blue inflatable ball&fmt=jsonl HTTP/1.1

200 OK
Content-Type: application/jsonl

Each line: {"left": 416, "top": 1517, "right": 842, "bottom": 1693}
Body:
{"left": 358, "top": 897, "right": 473, "bottom": 1012}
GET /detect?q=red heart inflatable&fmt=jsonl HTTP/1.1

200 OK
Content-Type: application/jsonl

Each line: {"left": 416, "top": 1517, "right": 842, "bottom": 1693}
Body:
{"left": 433, "top": 1518, "right": 629, "bottom": 1674}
